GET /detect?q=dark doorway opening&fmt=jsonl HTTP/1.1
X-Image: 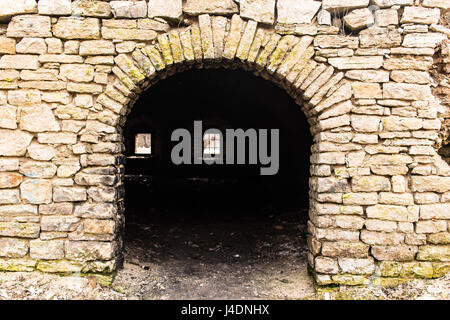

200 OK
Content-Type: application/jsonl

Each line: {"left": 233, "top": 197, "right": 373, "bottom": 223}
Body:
{"left": 118, "top": 68, "right": 314, "bottom": 299}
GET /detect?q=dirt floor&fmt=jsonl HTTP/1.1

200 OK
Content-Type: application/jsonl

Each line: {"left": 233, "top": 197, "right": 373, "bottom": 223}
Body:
{"left": 0, "top": 209, "right": 449, "bottom": 300}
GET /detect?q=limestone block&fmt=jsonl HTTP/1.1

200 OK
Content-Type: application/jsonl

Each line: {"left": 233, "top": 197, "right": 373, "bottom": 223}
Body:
{"left": 344, "top": 8, "right": 374, "bottom": 30}
{"left": 72, "top": 0, "right": 112, "bottom": 18}
{"left": 83, "top": 219, "right": 115, "bottom": 234}
{"left": 65, "top": 240, "right": 116, "bottom": 261}
{"left": 19, "top": 161, "right": 57, "bottom": 179}
{"left": 38, "top": 0, "right": 71, "bottom": 16}
{"left": 338, "top": 257, "right": 375, "bottom": 275}
{"left": 0, "top": 37, "right": 16, "bottom": 54}
{"left": 30, "top": 239, "right": 64, "bottom": 259}
{"left": 0, "top": 0, "right": 37, "bottom": 23}
{"left": 401, "top": 6, "right": 441, "bottom": 24}
{"left": 7, "top": 15, "right": 51, "bottom": 38}
{"left": 0, "top": 222, "right": 39, "bottom": 238}
{"left": 371, "top": 245, "right": 418, "bottom": 261}
{"left": 328, "top": 56, "right": 383, "bottom": 69}
{"left": 0, "top": 189, "right": 20, "bottom": 205}
{"left": 0, "top": 238, "right": 28, "bottom": 258}
{"left": 315, "top": 256, "right": 339, "bottom": 274}
{"left": 183, "top": 0, "right": 238, "bottom": 15}
{"left": 53, "top": 17, "right": 101, "bottom": 40}
{"left": 53, "top": 187, "right": 87, "bottom": 202}
{"left": 277, "top": 0, "right": 320, "bottom": 24}
{"left": 0, "top": 129, "right": 32, "bottom": 156}
{"left": 321, "top": 241, "right": 369, "bottom": 258}
{"left": 20, "top": 179, "right": 52, "bottom": 204}
{"left": 322, "top": 0, "right": 369, "bottom": 12}
{"left": 383, "top": 83, "right": 432, "bottom": 100}
{"left": 417, "top": 245, "right": 450, "bottom": 262}
{"left": 110, "top": 1, "right": 147, "bottom": 18}
{"left": 0, "top": 55, "right": 40, "bottom": 70}
{"left": 19, "top": 104, "right": 60, "bottom": 133}
{"left": 41, "top": 216, "right": 80, "bottom": 232}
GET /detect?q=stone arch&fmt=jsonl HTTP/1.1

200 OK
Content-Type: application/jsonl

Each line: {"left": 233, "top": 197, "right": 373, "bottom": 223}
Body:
{"left": 0, "top": 1, "right": 448, "bottom": 287}
{"left": 94, "top": 15, "right": 356, "bottom": 281}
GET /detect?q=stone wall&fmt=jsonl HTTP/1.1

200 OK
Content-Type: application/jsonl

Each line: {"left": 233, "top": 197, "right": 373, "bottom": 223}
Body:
{"left": 0, "top": 0, "right": 449, "bottom": 286}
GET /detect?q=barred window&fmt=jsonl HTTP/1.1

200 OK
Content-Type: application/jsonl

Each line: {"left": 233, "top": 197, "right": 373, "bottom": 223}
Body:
{"left": 203, "top": 133, "right": 221, "bottom": 156}
{"left": 135, "top": 133, "right": 151, "bottom": 155}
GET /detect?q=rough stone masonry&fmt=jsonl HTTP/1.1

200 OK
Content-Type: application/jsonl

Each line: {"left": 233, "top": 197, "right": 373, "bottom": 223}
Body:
{"left": 0, "top": 0, "right": 449, "bottom": 287}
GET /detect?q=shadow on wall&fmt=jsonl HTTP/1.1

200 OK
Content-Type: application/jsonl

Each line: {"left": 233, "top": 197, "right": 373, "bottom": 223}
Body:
{"left": 123, "top": 68, "right": 313, "bottom": 220}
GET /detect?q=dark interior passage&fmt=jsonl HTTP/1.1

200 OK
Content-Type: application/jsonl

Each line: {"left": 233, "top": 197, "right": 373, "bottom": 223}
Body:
{"left": 121, "top": 68, "right": 314, "bottom": 299}
{"left": 124, "top": 68, "right": 312, "bottom": 220}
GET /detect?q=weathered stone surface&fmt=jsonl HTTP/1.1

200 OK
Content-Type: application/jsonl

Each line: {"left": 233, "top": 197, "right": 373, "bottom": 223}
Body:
{"left": 0, "top": 0, "right": 37, "bottom": 23}
{"left": 110, "top": 1, "right": 147, "bottom": 18}
{"left": 239, "top": 0, "right": 275, "bottom": 24}
{"left": 361, "top": 230, "right": 405, "bottom": 245}
{"left": 372, "top": 245, "right": 418, "bottom": 261}
{"left": 19, "top": 104, "right": 60, "bottom": 133}
{"left": 79, "top": 40, "right": 115, "bottom": 56}
{"left": 322, "top": 0, "right": 369, "bottom": 12}
{"left": 53, "top": 187, "right": 86, "bottom": 203}
{"left": 41, "top": 216, "right": 80, "bottom": 232}
{"left": 53, "top": 17, "right": 100, "bottom": 40}
{"left": 60, "top": 64, "right": 95, "bottom": 83}
{"left": 411, "top": 176, "right": 450, "bottom": 193}
{"left": 0, "top": 105, "right": 17, "bottom": 130}
{"left": 423, "top": 0, "right": 450, "bottom": 9}
{"left": 84, "top": 219, "right": 115, "bottom": 234}
{"left": 352, "top": 176, "right": 391, "bottom": 192}
{"left": 344, "top": 8, "right": 374, "bottom": 30}
{"left": 39, "top": 202, "right": 73, "bottom": 215}
{"left": 0, "top": 222, "right": 39, "bottom": 238}
{"left": 36, "top": 260, "right": 82, "bottom": 273}
{"left": 0, "top": 189, "right": 20, "bottom": 205}
{"left": 417, "top": 246, "right": 450, "bottom": 262}
{"left": 19, "top": 161, "right": 57, "bottom": 179}
{"left": 321, "top": 241, "right": 369, "bottom": 258}
{"left": 148, "top": 0, "right": 182, "bottom": 19}
{"left": 390, "top": 70, "right": 431, "bottom": 84}
{"left": 0, "top": 238, "right": 28, "bottom": 258}
{"left": 374, "top": 9, "right": 398, "bottom": 26}
{"left": 338, "top": 257, "right": 375, "bottom": 275}
{"left": 0, "top": 173, "right": 23, "bottom": 189}
{"left": 328, "top": 56, "right": 383, "bottom": 70}
{"left": 0, "top": 130, "right": 32, "bottom": 156}
{"left": 315, "top": 256, "right": 339, "bottom": 274}
{"left": 314, "top": 35, "right": 358, "bottom": 49}
{"left": 20, "top": 179, "right": 52, "bottom": 204}
{"left": 72, "top": 0, "right": 111, "bottom": 18}
{"left": 384, "top": 56, "right": 433, "bottom": 71}
{"left": 401, "top": 6, "right": 441, "bottom": 25}
{"left": 359, "top": 27, "right": 402, "bottom": 48}
{"left": 7, "top": 15, "right": 51, "bottom": 38}
{"left": 419, "top": 204, "right": 450, "bottom": 220}
{"left": 0, "top": 55, "right": 40, "bottom": 70}
{"left": 0, "top": 37, "right": 16, "bottom": 54}
{"left": 403, "top": 33, "right": 447, "bottom": 48}
{"left": 38, "top": 0, "right": 71, "bottom": 16}
{"left": 383, "top": 83, "right": 432, "bottom": 100}
{"left": 366, "top": 205, "right": 418, "bottom": 222}
{"left": 277, "top": 0, "right": 320, "bottom": 24}
{"left": 184, "top": 0, "right": 238, "bottom": 15}
{"left": 65, "top": 240, "right": 116, "bottom": 261}
{"left": 74, "top": 203, "right": 117, "bottom": 219}
{"left": 30, "top": 239, "right": 64, "bottom": 259}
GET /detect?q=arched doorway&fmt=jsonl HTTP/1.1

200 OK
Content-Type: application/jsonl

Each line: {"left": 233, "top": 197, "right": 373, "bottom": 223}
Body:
{"left": 118, "top": 67, "right": 314, "bottom": 299}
